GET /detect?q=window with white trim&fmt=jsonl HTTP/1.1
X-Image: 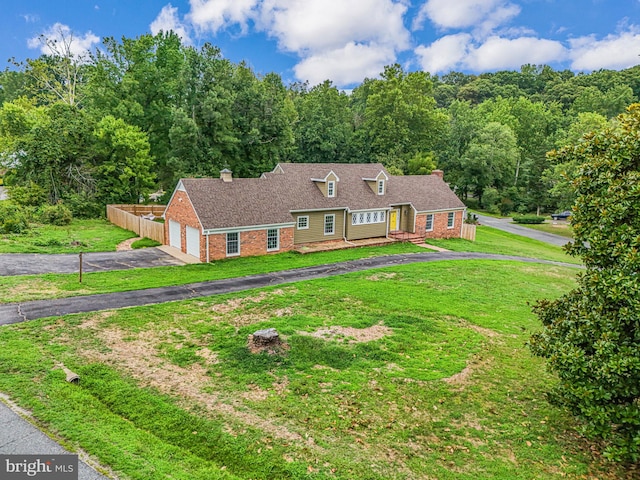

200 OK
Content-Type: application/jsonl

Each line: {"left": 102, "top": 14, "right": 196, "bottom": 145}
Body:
{"left": 447, "top": 212, "right": 455, "bottom": 228}
{"left": 267, "top": 228, "right": 279, "bottom": 251}
{"left": 327, "top": 181, "right": 335, "bottom": 197}
{"left": 426, "top": 214, "right": 434, "bottom": 231}
{"left": 226, "top": 232, "right": 239, "bottom": 256}
{"left": 297, "top": 216, "right": 309, "bottom": 230}
{"left": 351, "top": 210, "right": 387, "bottom": 226}
{"left": 324, "top": 214, "right": 335, "bottom": 235}
{"left": 377, "top": 179, "right": 385, "bottom": 195}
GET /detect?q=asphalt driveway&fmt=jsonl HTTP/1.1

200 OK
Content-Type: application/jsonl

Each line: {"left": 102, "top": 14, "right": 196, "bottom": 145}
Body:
{"left": 0, "top": 248, "right": 185, "bottom": 276}
{"left": 475, "top": 214, "right": 570, "bottom": 247}
{"left": 0, "top": 251, "right": 580, "bottom": 325}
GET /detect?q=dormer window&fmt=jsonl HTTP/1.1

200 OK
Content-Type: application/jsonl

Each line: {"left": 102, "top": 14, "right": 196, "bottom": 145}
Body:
{"left": 327, "top": 180, "right": 336, "bottom": 198}
{"left": 377, "top": 179, "right": 385, "bottom": 195}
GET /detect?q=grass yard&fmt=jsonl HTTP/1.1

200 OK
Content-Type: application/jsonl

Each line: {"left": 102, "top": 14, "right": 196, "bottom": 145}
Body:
{"left": 0, "top": 219, "right": 136, "bottom": 253}
{"left": 519, "top": 221, "right": 574, "bottom": 239}
{"left": 426, "top": 226, "right": 579, "bottom": 264}
{"left": 0, "top": 260, "right": 631, "bottom": 479}
{"left": 0, "top": 227, "right": 578, "bottom": 304}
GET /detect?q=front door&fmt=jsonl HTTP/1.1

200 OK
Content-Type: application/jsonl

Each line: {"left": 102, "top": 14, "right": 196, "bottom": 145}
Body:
{"left": 389, "top": 209, "right": 399, "bottom": 231}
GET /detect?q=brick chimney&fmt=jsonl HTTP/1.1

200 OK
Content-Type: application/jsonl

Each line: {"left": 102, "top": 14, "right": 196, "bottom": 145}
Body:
{"left": 431, "top": 169, "right": 444, "bottom": 179}
{"left": 220, "top": 168, "right": 233, "bottom": 182}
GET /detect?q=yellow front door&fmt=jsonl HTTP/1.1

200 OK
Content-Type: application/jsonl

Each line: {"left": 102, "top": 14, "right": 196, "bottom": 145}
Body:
{"left": 389, "top": 210, "right": 398, "bottom": 231}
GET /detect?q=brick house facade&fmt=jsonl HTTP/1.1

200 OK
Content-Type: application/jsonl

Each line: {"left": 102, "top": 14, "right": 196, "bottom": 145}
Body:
{"left": 164, "top": 163, "right": 466, "bottom": 262}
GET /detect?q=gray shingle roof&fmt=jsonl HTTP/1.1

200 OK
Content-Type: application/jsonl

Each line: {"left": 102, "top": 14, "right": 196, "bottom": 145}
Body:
{"left": 180, "top": 163, "right": 465, "bottom": 231}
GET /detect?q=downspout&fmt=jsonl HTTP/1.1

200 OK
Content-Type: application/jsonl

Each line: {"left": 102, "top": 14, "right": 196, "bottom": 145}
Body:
{"left": 206, "top": 233, "right": 210, "bottom": 263}
{"left": 459, "top": 209, "right": 465, "bottom": 238}
{"left": 343, "top": 208, "right": 356, "bottom": 246}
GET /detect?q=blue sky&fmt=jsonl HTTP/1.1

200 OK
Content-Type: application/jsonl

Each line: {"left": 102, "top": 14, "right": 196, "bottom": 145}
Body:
{"left": 2, "top": 0, "right": 640, "bottom": 88}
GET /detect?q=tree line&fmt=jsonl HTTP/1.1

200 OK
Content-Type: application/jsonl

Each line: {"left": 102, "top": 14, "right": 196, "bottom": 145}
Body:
{"left": 1, "top": 31, "right": 638, "bottom": 216}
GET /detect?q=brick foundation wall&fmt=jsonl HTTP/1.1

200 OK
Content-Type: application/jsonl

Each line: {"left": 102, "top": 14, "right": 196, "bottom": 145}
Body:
{"left": 415, "top": 214, "right": 427, "bottom": 236}
{"left": 424, "top": 210, "right": 465, "bottom": 239}
{"left": 206, "top": 227, "right": 295, "bottom": 261}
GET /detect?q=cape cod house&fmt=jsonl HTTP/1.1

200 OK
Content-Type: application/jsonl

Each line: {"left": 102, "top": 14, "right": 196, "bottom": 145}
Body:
{"left": 163, "top": 163, "right": 466, "bottom": 262}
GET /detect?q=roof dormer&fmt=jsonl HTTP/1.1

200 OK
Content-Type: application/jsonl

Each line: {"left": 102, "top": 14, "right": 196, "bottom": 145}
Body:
{"left": 363, "top": 170, "right": 389, "bottom": 195}
{"left": 311, "top": 170, "right": 339, "bottom": 198}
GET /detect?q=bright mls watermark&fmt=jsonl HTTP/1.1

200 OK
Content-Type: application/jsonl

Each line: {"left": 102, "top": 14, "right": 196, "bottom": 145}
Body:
{"left": 0, "top": 455, "right": 77, "bottom": 479}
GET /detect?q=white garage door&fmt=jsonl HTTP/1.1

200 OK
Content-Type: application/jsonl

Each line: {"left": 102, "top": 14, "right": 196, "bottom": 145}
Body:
{"left": 186, "top": 225, "right": 201, "bottom": 259}
{"left": 168, "top": 220, "right": 181, "bottom": 249}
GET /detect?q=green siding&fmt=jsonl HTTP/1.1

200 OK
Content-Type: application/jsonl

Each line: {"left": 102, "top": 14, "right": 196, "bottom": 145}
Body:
{"left": 346, "top": 219, "right": 387, "bottom": 240}
{"left": 294, "top": 210, "right": 345, "bottom": 244}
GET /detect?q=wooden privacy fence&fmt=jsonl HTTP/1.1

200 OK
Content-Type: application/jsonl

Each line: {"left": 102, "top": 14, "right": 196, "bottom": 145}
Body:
{"left": 461, "top": 223, "right": 476, "bottom": 241}
{"left": 106, "top": 204, "right": 166, "bottom": 244}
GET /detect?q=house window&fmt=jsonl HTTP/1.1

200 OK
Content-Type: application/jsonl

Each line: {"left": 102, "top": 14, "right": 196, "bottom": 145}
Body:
{"left": 447, "top": 212, "right": 455, "bottom": 229}
{"left": 351, "top": 210, "right": 387, "bottom": 225}
{"left": 324, "top": 214, "right": 335, "bottom": 235}
{"left": 377, "top": 180, "right": 385, "bottom": 195}
{"left": 267, "top": 228, "right": 279, "bottom": 251}
{"left": 426, "top": 214, "right": 434, "bottom": 231}
{"left": 297, "top": 216, "right": 309, "bottom": 230}
{"left": 327, "top": 181, "right": 335, "bottom": 198}
{"left": 226, "top": 232, "right": 239, "bottom": 256}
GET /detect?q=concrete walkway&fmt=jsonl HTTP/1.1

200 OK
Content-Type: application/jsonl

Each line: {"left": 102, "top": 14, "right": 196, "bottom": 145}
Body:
{"left": 476, "top": 214, "right": 570, "bottom": 247}
{"left": 0, "top": 251, "right": 580, "bottom": 325}
{"left": 0, "top": 396, "right": 111, "bottom": 479}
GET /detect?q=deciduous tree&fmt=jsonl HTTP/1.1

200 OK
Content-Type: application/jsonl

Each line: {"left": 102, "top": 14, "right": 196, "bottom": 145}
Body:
{"left": 530, "top": 104, "right": 640, "bottom": 462}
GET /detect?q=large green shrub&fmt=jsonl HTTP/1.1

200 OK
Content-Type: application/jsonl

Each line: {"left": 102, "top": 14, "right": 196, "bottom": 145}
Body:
{"left": 38, "top": 203, "right": 73, "bottom": 226}
{"left": 530, "top": 104, "right": 640, "bottom": 462}
{"left": 0, "top": 202, "right": 29, "bottom": 233}
{"left": 512, "top": 214, "right": 545, "bottom": 224}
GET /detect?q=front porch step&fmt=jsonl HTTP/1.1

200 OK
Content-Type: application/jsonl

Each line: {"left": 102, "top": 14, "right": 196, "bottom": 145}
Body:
{"left": 389, "top": 232, "right": 425, "bottom": 244}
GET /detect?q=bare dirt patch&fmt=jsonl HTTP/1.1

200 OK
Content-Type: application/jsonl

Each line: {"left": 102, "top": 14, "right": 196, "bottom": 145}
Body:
{"left": 210, "top": 289, "right": 290, "bottom": 314}
{"left": 298, "top": 322, "right": 392, "bottom": 344}
{"left": 77, "top": 325, "right": 308, "bottom": 444}
{"left": 443, "top": 355, "right": 493, "bottom": 388}
{"left": 116, "top": 237, "right": 142, "bottom": 251}
{"left": 366, "top": 272, "right": 397, "bottom": 281}
{"left": 8, "top": 279, "right": 92, "bottom": 301}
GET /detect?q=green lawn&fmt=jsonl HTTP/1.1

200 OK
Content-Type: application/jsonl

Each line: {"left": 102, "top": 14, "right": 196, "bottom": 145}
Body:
{"left": 0, "top": 218, "right": 136, "bottom": 253}
{"left": 518, "top": 222, "right": 574, "bottom": 239}
{"left": 0, "top": 260, "right": 631, "bottom": 479}
{"left": 0, "top": 226, "right": 579, "bottom": 304}
{"left": 426, "top": 226, "right": 579, "bottom": 264}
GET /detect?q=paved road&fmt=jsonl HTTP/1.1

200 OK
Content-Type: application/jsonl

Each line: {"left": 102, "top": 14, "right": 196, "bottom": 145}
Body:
{"left": 476, "top": 214, "right": 570, "bottom": 247}
{"left": 0, "top": 399, "right": 110, "bottom": 479}
{"left": 0, "top": 251, "right": 580, "bottom": 325}
{"left": 0, "top": 248, "right": 185, "bottom": 276}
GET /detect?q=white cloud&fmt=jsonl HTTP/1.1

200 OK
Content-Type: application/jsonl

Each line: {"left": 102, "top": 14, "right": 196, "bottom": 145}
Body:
{"left": 569, "top": 28, "right": 640, "bottom": 70}
{"left": 27, "top": 23, "right": 100, "bottom": 59}
{"left": 187, "top": 0, "right": 259, "bottom": 34}
{"left": 151, "top": 4, "right": 193, "bottom": 45}
{"left": 415, "top": 34, "right": 472, "bottom": 73}
{"left": 414, "top": 0, "right": 519, "bottom": 31}
{"left": 415, "top": 35, "right": 567, "bottom": 73}
{"left": 260, "top": 0, "right": 409, "bottom": 54}
{"left": 466, "top": 36, "right": 567, "bottom": 71}
{"left": 294, "top": 43, "right": 397, "bottom": 86}
{"left": 185, "top": 0, "right": 410, "bottom": 86}
{"left": 22, "top": 14, "right": 39, "bottom": 23}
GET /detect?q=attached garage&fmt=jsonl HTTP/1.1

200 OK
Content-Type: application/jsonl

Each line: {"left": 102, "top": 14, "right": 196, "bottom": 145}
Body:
{"left": 168, "top": 220, "right": 181, "bottom": 249}
{"left": 185, "top": 225, "right": 201, "bottom": 259}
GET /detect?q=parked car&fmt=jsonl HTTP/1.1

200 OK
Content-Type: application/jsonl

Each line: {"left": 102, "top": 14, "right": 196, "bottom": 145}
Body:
{"left": 551, "top": 210, "right": 572, "bottom": 220}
